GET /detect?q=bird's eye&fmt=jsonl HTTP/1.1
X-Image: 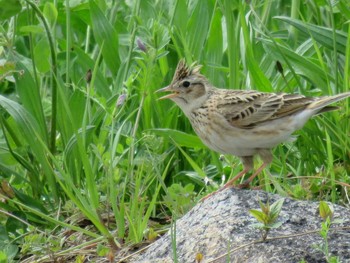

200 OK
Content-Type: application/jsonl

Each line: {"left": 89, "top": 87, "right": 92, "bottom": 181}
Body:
{"left": 183, "top": 81, "right": 190, "bottom": 88}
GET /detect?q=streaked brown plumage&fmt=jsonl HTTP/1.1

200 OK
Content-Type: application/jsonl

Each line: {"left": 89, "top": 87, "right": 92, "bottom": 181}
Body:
{"left": 157, "top": 60, "right": 350, "bottom": 199}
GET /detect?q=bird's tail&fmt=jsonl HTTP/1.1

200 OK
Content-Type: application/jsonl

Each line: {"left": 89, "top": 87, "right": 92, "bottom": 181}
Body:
{"left": 308, "top": 92, "right": 350, "bottom": 114}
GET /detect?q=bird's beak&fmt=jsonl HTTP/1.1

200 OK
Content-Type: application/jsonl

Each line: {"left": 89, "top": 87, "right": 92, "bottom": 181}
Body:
{"left": 156, "top": 85, "right": 179, "bottom": 100}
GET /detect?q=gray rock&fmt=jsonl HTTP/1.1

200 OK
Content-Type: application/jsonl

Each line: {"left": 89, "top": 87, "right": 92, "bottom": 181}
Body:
{"left": 132, "top": 188, "right": 350, "bottom": 263}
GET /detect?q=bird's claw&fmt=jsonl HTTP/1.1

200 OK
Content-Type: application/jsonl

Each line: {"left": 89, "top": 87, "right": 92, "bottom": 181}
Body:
{"left": 236, "top": 180, "right": 251, "bottom": 189}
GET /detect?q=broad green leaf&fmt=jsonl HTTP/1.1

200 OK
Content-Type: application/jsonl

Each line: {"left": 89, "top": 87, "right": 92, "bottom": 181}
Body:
{"left": 337, "top": 1, "right": 350, "bottom": 20}
{"left": 204, "top": 7, "right": 223, "bottom": 84}
{"left": 0, "top": 0, "right": 21, "bottom": 21}
{"left": 64, "top": 125, "right": 96, "bottom": 177}
{"left": 0, "top": 95, "right": 57, "bottom": 199}
{"left": 14, "top": 62, "right": 48, "bottom": 143}
{"left": 34, "top": 38, "right": 51, "bottom": 73}
{"left": 250, "top": 209, "right": 268, "bottom": 224}
{"left": 43, "top": 2, "right": 58, "bottom": 27}
{"left": 0, "top": 149, "right": 17, "bottom": 167}
{"left": 186, "top": 0, "right": 210, "bottom": 58}
{"left": 319, "top": 201, "right": 333, "bottom": 220}
{"left": 96, "top": 244, "right": 109, "bottom": 257}
{"left": 0, "top": 225, "right": 9, "bottom": 242}
{"left": 175, "top": 143, "right": 206, "bottom": 179}
{"left": 259, "top": 200, "right": 270, "bottom": 215}
{"left": 172, "top": 0, "right": 188, "bottom": 31}
{"left": 262, "top": 39, "right": 330, "bottom": 89}
{"left": 5, "top": 211, "right": 26, "bottom": 234}
{"left": 56, "top": 89, "right": 86, "bottom": 146}
{"left": 220, "top": 0, "right": 240, "bottom": 89}
{"left": 0, "top": 251, "right": 8, "bottom": 262}
{"left": 152, "top": 128, "right": 205, "bottom": 149}
{"left": 72, "top": 46, "right": 111, "bottom": 97}
{"left": 89, "top": 0, "right": 120, "bottom": 75}
{"left": 6, "top": 244, "right": 18, "bottom": 262}
{"left": 275, "top": 16, "right": 347, "bottom": 55}
{"left": 71, "top": 2, "right": 91, "bottom": 24}
{"left": 20, "top": 25, "right": 44, "bottom": 34}
{"left": 269, "top": 198, "right": 284, "bottom": 222}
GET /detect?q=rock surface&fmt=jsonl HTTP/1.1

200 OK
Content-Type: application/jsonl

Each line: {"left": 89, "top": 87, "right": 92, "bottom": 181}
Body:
{"left": 132, "top": 188, "right": 350, "bottom": 263}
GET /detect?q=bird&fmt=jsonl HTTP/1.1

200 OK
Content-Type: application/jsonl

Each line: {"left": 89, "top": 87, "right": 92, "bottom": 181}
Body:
{"left": 157, "top": 59, "right": 350, "bottom": 199}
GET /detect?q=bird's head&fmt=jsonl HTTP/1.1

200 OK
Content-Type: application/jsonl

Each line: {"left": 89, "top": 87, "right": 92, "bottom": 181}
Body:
{"left": 157, "top": 60, "right": 210, "bottom": 111}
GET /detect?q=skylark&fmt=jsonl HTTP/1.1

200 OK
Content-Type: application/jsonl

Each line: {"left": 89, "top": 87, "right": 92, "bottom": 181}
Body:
{"left": 157, "top": 60, "right": 350, "bottom": 198}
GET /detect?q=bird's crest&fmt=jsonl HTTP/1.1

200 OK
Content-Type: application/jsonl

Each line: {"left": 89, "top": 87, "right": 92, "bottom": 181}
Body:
{"left": 172, "top": 59, "right": 202, "bottom": 82}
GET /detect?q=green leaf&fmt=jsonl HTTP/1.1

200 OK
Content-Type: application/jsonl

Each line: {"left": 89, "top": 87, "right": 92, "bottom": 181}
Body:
{"left": 0, "top": 251, "right": 8, "bottom": 262}
{"left": 337, "top": 1, "right": 350, "bottom": 20}
{"left": 269, "top": 198, "right": 284, "bottom": 222}
{"left": 43, "top": 2, "right": 58, "bottom": 27}
{"left": 262, "top": 39, "right": 330, "bottom": 88}
{"left": 34, "top": 38, "right": 51, "bottom": 73}
{"left": 152, "top": 128, "right": 205, "bottom": 149}
{"left": 186, "top": 0, "right": 210, "bottom": 58}
{"left": 319, "top": 201, "right": 333, "bottom": 220}
{"left": 5, "top": 211, "right": 26, "bottom": 234}
{"left": 220, "top": 0, "right": 240, "bottom": 89}
{"left": 19, "top": 25, "right": 44, "bottom": 34}
{"left": 172, "top": 0, "right": 188, "bottom": 32}
{"left": 275, "top": 16, "right": 347, "bottom": 55}
{"left": 175, "top": 143, "right": 206, "bottom": 179}
{"left": 13, "top": 62, "right": 48, "bottom": 144}
{"left": 250, "top": 209, "right": 268, "bottom": 224}
{"left": 163, "top": 183, "right": 194, "bottom": 215}
{"left": 13, "top": 189, "right": 49, "bottom": 215}
{"left": 89, "top": 0, "right": 120, "bottom": 75}
{"left": 204, "top": 7, "right": 223, "bottom": 84}
{"left": 96, "top": 244, "right": 109, "bottom": 256}
{"left": 0, "top": 95, "right": 58, "bottom": 199}
{"left": 0, "top": 225, "right": 9, "bottom": 243}
{"left": 72, "top": 46, "right": 111, "bottom": 97}
{"left": 259, "top": 200, "right": 270, "bottom": 214}
{"left": 0, "top": 0, "right": 22, "bottom": 21}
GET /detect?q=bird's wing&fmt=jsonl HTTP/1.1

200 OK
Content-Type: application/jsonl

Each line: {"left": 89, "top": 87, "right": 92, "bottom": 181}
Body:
{"left": 215, "top": 90, "right": 315, "bottom": 128}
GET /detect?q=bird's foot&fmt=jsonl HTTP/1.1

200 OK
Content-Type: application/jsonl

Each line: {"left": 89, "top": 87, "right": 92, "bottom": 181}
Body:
{"left": 236, "top": 180, "right": 251, "bottom": 189}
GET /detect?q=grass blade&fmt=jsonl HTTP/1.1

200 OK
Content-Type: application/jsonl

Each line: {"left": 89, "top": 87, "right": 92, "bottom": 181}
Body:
{"left": 275, "top": 16, "right": 347, "bottom": 55}
{"left": 89, "top": 0, "right": 120, "bottom": 75}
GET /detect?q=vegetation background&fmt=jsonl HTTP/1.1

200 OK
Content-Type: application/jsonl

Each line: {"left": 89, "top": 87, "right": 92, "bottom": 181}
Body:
{"left": 0, "top": 0, "right": 349, "bottom": 261}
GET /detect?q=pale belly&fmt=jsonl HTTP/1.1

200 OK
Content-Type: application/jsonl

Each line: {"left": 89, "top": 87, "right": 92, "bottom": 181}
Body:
{"left": 190, "top": 114, "right": 307, "bottom": 157}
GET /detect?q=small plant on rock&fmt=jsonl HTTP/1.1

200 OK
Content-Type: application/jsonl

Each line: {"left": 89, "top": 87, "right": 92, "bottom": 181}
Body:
{"left": 250, "top": 198, "right": 285, "bottom": 241}
{"left": 317, "top": 201, "right": 342, "bottom": 263}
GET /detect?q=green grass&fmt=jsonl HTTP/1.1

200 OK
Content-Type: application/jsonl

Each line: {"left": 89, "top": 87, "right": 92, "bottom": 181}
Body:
{"left": 0, "top": 0, "right": 349, "bottom": 261}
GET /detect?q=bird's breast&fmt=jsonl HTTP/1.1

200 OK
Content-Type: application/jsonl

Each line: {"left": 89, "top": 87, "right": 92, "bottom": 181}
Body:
{"left": 188, "top": 110, "right": 298, "bottom": 157}
{"left": 189, "top": 109, "right": 246, "bottom": 155}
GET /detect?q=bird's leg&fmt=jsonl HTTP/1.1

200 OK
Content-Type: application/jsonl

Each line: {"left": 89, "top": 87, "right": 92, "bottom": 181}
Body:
{"left": 237, "top": 150, "right": 272, "bottom": 188}
{"left": 237, "top": 162, "right": 268, "bottom": 189}
{"left": 222, "top": 168, "right": 249, "bottom": 189}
